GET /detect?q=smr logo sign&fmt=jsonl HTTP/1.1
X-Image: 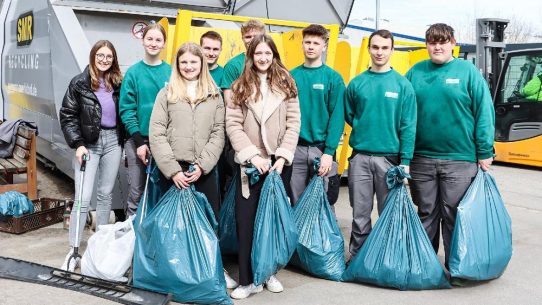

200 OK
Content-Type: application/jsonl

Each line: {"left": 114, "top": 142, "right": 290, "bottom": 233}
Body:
{"left": 17, "top": 11, "right": 33, "bottom": 46}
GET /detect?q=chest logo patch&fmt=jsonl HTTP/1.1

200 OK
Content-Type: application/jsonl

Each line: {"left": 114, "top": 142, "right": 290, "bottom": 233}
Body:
{"left": 313, "top": 84, "right": 325, "bottom": 90}
{"left": 385, "top": 91, "right": 399, "bottom": 99}
{"left": 446, "top": 78, "right": 460, "bottom": 84}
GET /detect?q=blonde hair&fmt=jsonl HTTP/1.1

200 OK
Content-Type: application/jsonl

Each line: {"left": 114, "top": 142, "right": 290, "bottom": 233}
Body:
{"left": 167, "top": 42, "right": 220, "bottom": 103}
{"left": 241, "top": 19, "right": 266, "bottom": 35}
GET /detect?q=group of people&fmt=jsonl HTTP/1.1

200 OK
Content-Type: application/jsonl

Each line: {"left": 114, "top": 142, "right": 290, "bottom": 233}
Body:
{"left": 58, "top": 18, "right": 495, "bottom": 300}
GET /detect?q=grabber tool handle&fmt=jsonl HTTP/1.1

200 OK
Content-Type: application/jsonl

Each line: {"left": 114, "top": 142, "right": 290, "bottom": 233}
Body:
{"left": 145, "top": 158, "right": 152, "bottom": 174}
{"left": 80, "top": 154, "right": 89, "bottom": 172}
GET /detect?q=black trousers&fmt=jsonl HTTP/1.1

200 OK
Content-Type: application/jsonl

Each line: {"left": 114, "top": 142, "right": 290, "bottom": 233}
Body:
{"left": 218, "top": 137, "right": 237, "bottom": 201}
{"left": 235, "top": 162, "right": 292, "bottom": 286}
{"left": 159, "top": 162, "right": 221, "bottom": 221}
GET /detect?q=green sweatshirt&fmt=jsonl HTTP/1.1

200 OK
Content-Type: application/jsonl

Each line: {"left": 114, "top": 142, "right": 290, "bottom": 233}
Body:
{"left": 405, "top": 58, "right": 495, "bottom": 162}
{"left": 521, "top": 72, "right": 542, "bottom": 101}
{"left": 291, "top": 64, "right": 345, "bottom": 155}
{"left": 220, "top": 53, "right": 245, "bottom": 89}
{"left": 210, "top": 65, "right": 224, "bottom": 86}
{"left": 345, "top": 69, "right": 417, "bottom": 165}
{"left": 119, "top": 60, "right": 171, "bottom": 147}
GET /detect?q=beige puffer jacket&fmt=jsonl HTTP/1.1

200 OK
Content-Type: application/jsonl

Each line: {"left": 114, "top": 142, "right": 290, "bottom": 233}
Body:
{"left": 149, "top": 88, "right": 225, "bottom": 178}
{"left": 226, "top": 88, "right": 300, "bottom": 197}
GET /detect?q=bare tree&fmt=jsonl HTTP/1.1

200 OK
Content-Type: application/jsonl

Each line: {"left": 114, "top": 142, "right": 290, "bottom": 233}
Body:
{"left": 504, "top": 16, "right": 538, "bottom": 43}
{"left": 453, "top": 14, "right": 542, "bottom": 44}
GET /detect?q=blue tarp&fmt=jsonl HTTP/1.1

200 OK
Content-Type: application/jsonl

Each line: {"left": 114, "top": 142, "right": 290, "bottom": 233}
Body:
{"left": 0, "top": 191, "right": 34, "bottom": 217}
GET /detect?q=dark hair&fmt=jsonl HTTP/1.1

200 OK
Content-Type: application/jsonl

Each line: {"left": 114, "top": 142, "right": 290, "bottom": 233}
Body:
{"left": 425, "top": 23, "right": 455, "bottom": 43}
{"left": 232, "top": 34, "right": 297, "bottom": 105}
{"left": 368, "top": 29, "right": 394, "bottom": 48}
{"left": 200, "top": 30, "right": 222, "bottom": 45}
{"left": 302, "top": 24, "right": 329, "bottom": 43}
{"left": 142, "top": 23, "right": 167, "bottom": 41}
{"left": 88, "top": 40, "right": 122, "bottom": 91}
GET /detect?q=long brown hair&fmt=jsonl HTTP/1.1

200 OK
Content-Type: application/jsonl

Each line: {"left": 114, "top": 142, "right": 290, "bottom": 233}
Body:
{"left": 167, "top": 42, "right": 220, "bottom": 103}
{"left": 88, "top": 40, "right": 122, "bottom": 91}
{"left": 232, "top": 34, "right": 297, "bottom": 105}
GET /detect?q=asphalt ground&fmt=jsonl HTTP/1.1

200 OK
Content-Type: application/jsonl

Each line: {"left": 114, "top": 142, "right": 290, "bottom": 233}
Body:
{"left": 0, "top": 162, "right": 541, "bottom": 305}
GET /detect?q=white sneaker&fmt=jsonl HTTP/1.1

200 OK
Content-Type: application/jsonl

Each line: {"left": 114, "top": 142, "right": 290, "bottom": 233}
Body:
{"left": 265, "top": 275, "right": 284, "bottom": 293}
{"left": 230, "top": 283, "right": 263, "bottom": 299}
{"left": 60, "top": 248, "right": 80, "bottom": 272}
{"left": 224, "top": 269, "right": 238, "bottom": 289}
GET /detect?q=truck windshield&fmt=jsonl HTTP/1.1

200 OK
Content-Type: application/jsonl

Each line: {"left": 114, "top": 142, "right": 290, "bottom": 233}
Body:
{"left": 499, "top": 54, "right": 542, "bottom": 104}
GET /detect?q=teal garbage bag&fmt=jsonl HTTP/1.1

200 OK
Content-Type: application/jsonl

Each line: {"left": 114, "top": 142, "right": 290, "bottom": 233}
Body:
{"left": 133, "top": 185, "right": 233, "bottom": 305}
{"left": 251, "top": 169, "right": 298, "bottom": 286}
{"left": 342, "top": 166, "right": 451, "bottom": 290}
{"left": 449, "top": 169, "right": 512, "bottom": 281}
{"left": 291, "top": 158, "right": 345, "bottom": 281}
{"left": 0, "top": 191, "right": 34, "bottom": 217}
{"left": 218, "top": 172, "right": 238, "bottom": 255}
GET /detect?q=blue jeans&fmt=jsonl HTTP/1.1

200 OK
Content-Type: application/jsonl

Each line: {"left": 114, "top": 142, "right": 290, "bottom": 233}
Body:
{"left": 69, "top": 129, "right": 122, "bottom": 246}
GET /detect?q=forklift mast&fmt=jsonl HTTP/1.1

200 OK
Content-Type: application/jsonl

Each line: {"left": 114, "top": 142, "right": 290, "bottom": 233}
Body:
{"left": 476, "top": 18, "right": 509, "bottom": 95}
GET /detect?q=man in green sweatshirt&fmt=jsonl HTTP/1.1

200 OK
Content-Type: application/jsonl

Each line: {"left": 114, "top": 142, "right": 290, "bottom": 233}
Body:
{"left": 200, "top": 30, "right": 224, "bottom": 85}
{"left": 405, "top": 23, "right": 495, "bottom": 271}
{"left": 345, "top": 29, "right": 417, "bottom": 257}
{"left": 289, "top": 24, "right": 345, "bottom": 207}
{"left": 220, "top": 19, "right": 265, "bottom": 95}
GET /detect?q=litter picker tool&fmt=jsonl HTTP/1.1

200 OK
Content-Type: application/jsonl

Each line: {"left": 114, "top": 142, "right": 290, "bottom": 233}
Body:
{"left": 66, "top": 153, "right": 89, "bottom": 271}
{"left": 139, "top": 157, "right": 152, "bottom": 226}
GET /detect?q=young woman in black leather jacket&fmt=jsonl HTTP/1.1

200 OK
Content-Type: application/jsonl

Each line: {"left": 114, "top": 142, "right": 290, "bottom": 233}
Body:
{"left": 59, "top": 40, "right": 123, "bottom": 272}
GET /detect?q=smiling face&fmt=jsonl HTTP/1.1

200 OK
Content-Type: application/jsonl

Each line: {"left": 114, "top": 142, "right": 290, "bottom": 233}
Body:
{"left": 178, "top": 51, "right": 202, "bottom": 81}
{"left": 427, "top": 39, "right": 455, "bottom": 64}
{"left": 302, "top": 34, "right": 326, "bottom": 61}
{"left": 253, "top": 42, "right": 273, "bottom": 73}
{"left": 94, "top": 46, "right": 114, "bottom": 73}
{"left": 142, "top": 28, "right": 165, "bottom": 57}
{"left": 201, "top": 37, "right": 222, "bottom": 67}
{"left": 368, "top": 34, "right": 393, "bottom": 69}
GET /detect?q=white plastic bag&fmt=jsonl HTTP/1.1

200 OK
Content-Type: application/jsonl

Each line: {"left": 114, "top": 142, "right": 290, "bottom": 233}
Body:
{"left": 81, "top": 218, "right": 135, "bottom": 282}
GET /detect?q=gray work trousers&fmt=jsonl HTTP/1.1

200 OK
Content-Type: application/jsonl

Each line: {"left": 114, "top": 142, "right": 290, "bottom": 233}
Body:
{"left": 348, "top": 153, "right": 395, "bottom": 256}
{"left": 69, "top": 129, "right": 122, "bottom": 246}
{"left": 124, "top": 138, "right": 146, "bottom": 216}
{"left": 409, "top": 156, "right": 478, "bottom": 267}
{"left": 290, "top": 145, "right": 338, "bottom": 205}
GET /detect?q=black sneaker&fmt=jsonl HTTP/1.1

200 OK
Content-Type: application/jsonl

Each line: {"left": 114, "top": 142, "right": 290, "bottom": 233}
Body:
{"left": 450, "top": 277, "right": 469, "bottom": 287}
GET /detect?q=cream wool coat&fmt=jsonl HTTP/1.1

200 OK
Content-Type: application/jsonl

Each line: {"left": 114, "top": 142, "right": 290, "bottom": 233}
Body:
{"left": 226, "top": 87, "right": 301, "bottom": 197}
{"left": 149, "top": 88, "right": 225, "bottom": 179}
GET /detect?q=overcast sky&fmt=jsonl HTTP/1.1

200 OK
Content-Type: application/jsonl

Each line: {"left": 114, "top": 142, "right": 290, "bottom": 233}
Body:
{"left": 349, "top": 0, "right": 542, "bottom": 43}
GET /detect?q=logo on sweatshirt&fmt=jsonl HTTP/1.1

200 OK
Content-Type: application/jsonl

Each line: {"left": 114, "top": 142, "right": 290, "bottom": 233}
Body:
{"left": 385, "top": 91, "right": 399, "bottom": 99}
{"left": 446, "top": 78, "right": 460, "bottom": 84}
{"left": 312, "top": 84, "right": 325, "bottom": 90}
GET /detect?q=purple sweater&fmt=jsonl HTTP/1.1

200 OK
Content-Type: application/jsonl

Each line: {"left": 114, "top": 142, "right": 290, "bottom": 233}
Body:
{"left": 94, "top": 79, "right": 116, "bottom": 128}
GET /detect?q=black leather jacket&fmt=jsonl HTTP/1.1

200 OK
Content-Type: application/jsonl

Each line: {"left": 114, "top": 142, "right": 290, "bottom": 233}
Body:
{"left": 59, "top": 66, "right": 124, "bottom": 149}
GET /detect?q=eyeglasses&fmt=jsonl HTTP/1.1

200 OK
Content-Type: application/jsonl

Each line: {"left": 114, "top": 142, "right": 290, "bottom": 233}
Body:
{"left": 96, "top": 53, "right": 114, "bottom": 62}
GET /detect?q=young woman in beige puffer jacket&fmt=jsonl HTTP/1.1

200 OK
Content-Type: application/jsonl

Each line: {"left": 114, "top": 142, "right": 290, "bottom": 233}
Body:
{"left": 149, "top": 42, "right": 224, "bottom": 217}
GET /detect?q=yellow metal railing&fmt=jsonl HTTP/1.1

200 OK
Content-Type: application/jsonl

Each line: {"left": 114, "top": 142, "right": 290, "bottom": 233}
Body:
{"left": 159, "top": 10, "right": 340, "bottom": 71}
